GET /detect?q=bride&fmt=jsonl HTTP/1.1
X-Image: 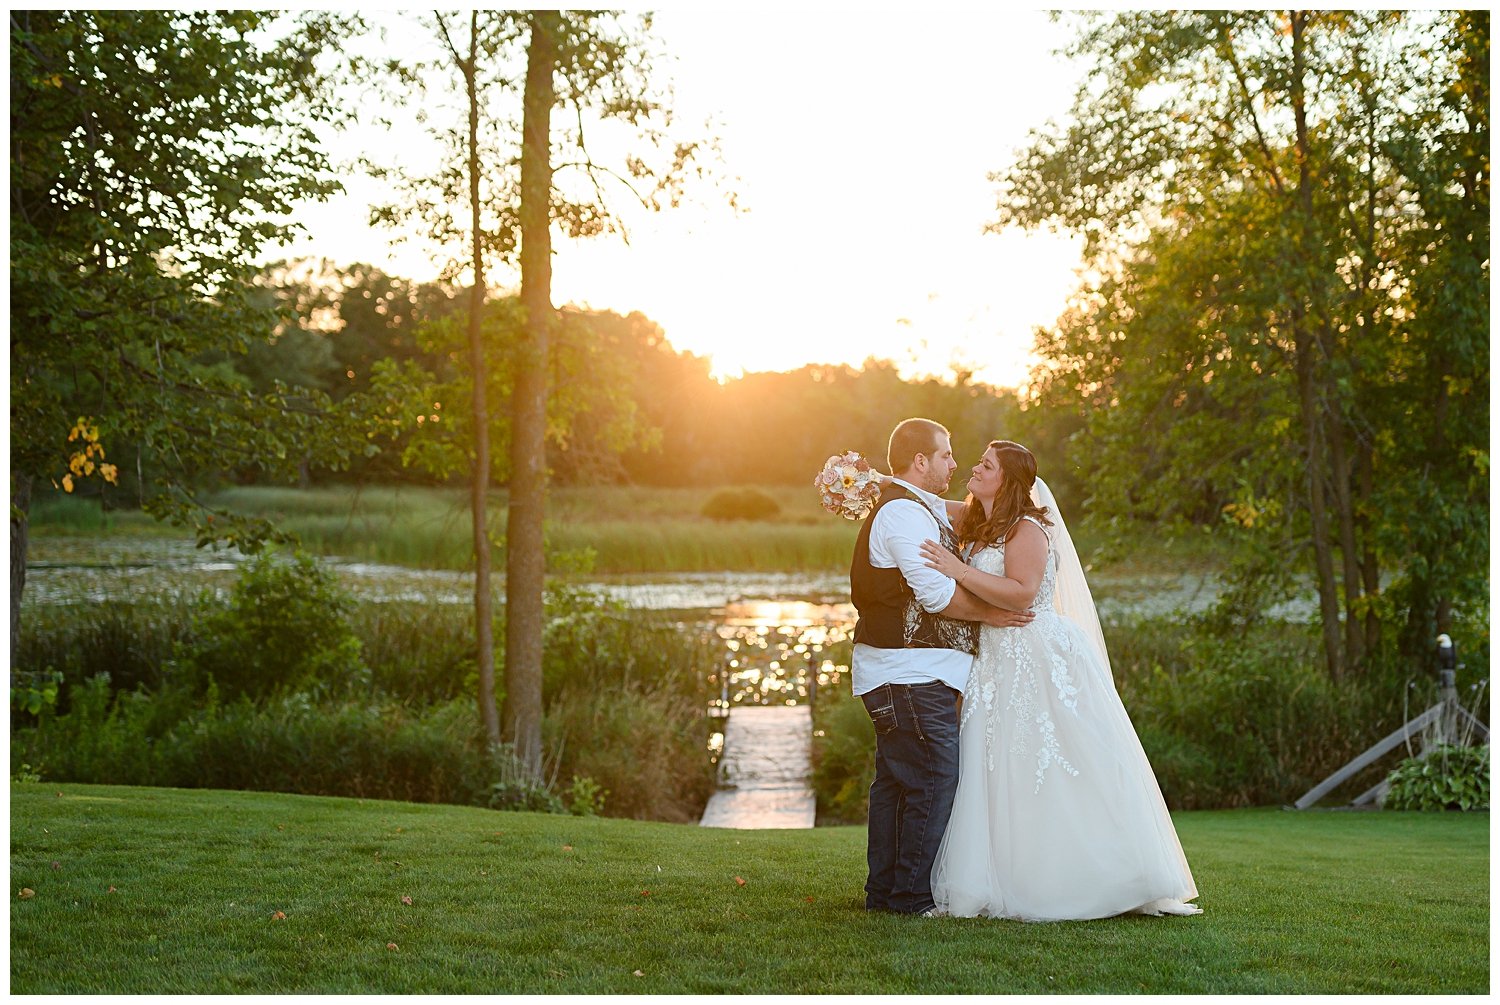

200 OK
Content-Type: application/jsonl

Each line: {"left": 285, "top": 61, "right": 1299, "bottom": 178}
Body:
{"left": 920, "top": 440, "right": 1201, "bottom": 921}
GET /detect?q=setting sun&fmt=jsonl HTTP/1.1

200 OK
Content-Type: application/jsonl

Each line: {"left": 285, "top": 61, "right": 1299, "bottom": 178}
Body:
{"left": 275, "top": 10, "right": 1090, "bottom": 390}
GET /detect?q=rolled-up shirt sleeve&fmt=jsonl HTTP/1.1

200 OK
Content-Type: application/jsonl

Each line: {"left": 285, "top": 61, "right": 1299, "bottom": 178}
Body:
{"left": 867, "top": 500, "right": 958, "bottom": 613}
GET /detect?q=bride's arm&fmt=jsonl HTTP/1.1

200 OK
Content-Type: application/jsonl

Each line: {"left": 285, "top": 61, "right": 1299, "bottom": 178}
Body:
{"left": 920, "top": 521, "right": 1048, "bottom": 610}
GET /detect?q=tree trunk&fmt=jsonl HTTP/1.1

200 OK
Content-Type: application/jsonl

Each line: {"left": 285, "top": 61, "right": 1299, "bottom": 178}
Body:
{"left": 504, "top": 11, "right": 558, "bottom": 778}
{"left": 464, "top": 12, "right": 503, "bottom": 750}
{"left": 1294, "top": 329, "right": 1346, "bottom": 681}
{"left": 11, "top": 472, "right": 33, "bottom": 666}
{"left": 1356, "top": 443, "right": 1381, "bottom": 653}
{"left": 1323, "top": 396, "right": 1365, "bottom": 670}
{"left": 1289, "top": 11, "right": 1345, "bottom": 681}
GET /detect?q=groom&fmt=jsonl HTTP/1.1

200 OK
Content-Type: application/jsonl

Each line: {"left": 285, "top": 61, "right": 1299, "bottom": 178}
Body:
{"left": 850, "top": 417, "right": 1032, "bottom": 916}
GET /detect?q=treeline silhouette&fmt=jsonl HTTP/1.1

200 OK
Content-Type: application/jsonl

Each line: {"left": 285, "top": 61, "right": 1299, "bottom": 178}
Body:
{"left": 232, "top": 261, "right": 1065, "bottom": 495}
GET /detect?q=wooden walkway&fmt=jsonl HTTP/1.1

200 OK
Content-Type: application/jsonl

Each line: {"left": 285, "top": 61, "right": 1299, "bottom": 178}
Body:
{"left": 699, "top": 705, "right": 815, "bottom": 829}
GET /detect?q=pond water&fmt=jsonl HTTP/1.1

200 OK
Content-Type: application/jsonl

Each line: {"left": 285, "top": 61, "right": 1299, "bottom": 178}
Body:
{"left": 24, "top": 534, "right": 1316, "bottom": 618}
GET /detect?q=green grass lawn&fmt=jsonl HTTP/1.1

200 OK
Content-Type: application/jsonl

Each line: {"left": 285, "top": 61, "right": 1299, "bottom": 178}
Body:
{"left": 10, "top": 784, "right": 1488, "bottom": 993}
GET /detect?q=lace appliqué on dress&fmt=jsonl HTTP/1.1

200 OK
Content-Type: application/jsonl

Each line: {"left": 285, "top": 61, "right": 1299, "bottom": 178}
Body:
{"left": 961, "top": 520, "right": 1081, "bottom": 792}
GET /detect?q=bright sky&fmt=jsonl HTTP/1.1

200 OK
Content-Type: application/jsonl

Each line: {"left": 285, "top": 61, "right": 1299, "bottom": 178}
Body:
{"left": 275, "top": 10, "right": 1091, "bottom": 389}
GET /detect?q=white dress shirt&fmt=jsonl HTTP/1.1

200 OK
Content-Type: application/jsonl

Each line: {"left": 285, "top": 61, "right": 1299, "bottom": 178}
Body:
{"left": 850, "top": 478, "right": 974, "bottom": 697}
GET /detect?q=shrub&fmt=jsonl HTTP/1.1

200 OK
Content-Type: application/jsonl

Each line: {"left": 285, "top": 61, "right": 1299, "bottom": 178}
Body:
{"left": 1384, "top": 744, "right": 1490, "bottom": 811}
{"left": 701, "top": 487, "right": 781, "bottom": 521}
{"left": 542, "top": 583, "right": 718, "bottom": 699}
{"left": 1106, "top": 617, "right": 1406, "bottom": 809}
{"left": 15, "top": 596, "right": 199, "bottom": 700}
{"left": 353, "top": 601, "right": 476, "bottom": 704}
{"left": 184, "top": 550, "right": 366, "bottom": 700}
{"left": 12, "top": 683, "right": 510, "bottom": 808}
{"left": 544, "top": 684, "right": 716, "bottom": 823}
{"left": 810, "top": 683, "right": 874, "bottom": 824}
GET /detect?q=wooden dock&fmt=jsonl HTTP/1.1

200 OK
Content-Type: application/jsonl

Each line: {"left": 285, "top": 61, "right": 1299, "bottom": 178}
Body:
{"left": 699, "top": 705, "right": 815, "bottom": 829}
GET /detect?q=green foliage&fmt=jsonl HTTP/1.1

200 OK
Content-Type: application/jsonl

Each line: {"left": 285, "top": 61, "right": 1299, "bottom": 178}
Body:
{"left": 14, "top": 576, "right": 720, "bottom": 821}
{"left": 10, "top": 763, "right": 42, "bottom": 784}
{"left": 10, "top": 669, "right": 62, "bottom": 717}
{"left": 16, "top": 596, "right": 200, "bottom": 699}
{"left": 1001, "top": 11, "right": 1489, "bottom": 676}
{"left": 488, "top": 746, "right": 568, "bottom": 814}
{"left": 542, "top": 685, "right": 715, "bottom": 823}
{"left": 809, "top": 684, "right": 876, "bottom": 824}
{"left": 540, "top": 583, "right": 718, "bottom": 821}
{"left": 9, "top": 10, "right": 430, "bottom": 564}
{"left": 184, "top": 551, "right": 365, "bottom": 700}
{"left": 564, "top": 775, "right": 609, "bottom": 816}
{"left": 1108, "top": 619, "right": 1409, "bottom": 809}
{"left": 13, "top": 679, "right": 505, "bottom": 806}
{"left": 701, "top": 487, "right": 782, "bottom": 521}
{"left": 1384, "top": 744, "right": 1490, "bottom": 811}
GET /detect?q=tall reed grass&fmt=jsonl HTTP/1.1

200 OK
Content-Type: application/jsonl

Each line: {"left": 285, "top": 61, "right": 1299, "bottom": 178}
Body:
{"left": 29, "top": 484, "right": 858, "bottom": 574}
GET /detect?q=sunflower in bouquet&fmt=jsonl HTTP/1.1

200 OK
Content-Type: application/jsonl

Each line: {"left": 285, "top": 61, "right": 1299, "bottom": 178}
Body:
{"left": 814, "top": 450, "right": 883, "bottom": 520}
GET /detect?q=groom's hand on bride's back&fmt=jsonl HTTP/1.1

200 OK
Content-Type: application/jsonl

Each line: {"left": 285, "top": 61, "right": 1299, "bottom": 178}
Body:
{"left": 981, "top": 606, "right": 1034, "bottom": 629}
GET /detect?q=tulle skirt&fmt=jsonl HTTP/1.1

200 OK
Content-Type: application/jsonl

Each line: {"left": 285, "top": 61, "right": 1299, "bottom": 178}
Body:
{"left": 930, "top": 612, "right": 1201, "bottom": 921}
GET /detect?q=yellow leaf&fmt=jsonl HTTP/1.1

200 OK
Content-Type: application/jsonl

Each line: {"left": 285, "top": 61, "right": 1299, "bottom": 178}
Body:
{"left": 61, "top": 474, "right": 74, "bottom": 494}
{"left": 272, "top": 910, "right": 286, "bottom": 920}
{"left": 18, "top": 888, "right": 35, "bottom": 900}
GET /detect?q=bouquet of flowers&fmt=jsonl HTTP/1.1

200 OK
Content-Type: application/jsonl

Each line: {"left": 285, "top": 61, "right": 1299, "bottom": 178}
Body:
{"left": 814, "top": 450, "right": 883, "bottom": 520}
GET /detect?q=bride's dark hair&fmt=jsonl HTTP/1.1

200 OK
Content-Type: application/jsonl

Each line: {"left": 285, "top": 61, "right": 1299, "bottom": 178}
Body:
{"left": 957, "top": 440, "right": 1052, "bottom": 550}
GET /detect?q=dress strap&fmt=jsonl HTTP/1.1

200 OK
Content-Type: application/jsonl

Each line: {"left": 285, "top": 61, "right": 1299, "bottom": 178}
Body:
{"left": 1018, "top": 514, "right": 1053, "bottom": 546}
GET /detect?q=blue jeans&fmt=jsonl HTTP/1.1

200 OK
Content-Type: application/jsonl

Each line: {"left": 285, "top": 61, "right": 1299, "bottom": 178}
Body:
{"left": 861, "top": 680, "right": 961, "bottom": 914}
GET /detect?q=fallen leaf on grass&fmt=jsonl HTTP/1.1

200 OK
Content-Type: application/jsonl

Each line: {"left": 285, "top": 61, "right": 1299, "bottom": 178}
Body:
{"left": 805, "top": 896, "right": 815, "bottom": 903}
{"left": 562, "top": 844, "right": 573, "bottom": 852}
{"left": 400, "top": 895, "right": 413, "bottom": 906}
{"left": 107, "top": 886, "right": 117, "bottom": 894}
{"left": 387, "top": 942, "right": 399, "bottom": 951}
{"left": 272, "top": 911, "right": 287, "bottom": 921}
{"left": 639, "top": 889, "right": 651, "bottom": 897}
{"left": 50, "top": 861, "right": 61, "bottom": 871}
{"left": 18, "top": 889, "right": 35, "bottom": 900}
{"left": 633, "top": 970, "right": 645, "bottom": 977}
{"left": 734, "top": 876, "right": 746, "bottom": 887}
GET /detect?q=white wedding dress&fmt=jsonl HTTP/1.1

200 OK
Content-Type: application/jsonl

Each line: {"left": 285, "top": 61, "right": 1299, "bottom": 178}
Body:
{"left": 930, "top": 495, "right": 1201, "bottom": 922}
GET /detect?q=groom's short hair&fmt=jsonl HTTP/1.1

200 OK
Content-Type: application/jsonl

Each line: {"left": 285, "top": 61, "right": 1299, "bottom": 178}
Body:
{"left": 887, "top": 418, "right": 948, "bottom": 475}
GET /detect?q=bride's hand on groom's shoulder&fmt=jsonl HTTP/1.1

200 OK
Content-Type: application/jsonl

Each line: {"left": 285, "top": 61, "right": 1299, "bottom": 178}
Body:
{"left": 920, "top": 539, "right": 965, "bottom": 580}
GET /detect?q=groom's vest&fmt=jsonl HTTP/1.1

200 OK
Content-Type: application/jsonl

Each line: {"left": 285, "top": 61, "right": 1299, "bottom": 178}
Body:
{"left": 850, "top": 484, "right": 979, "bottom": 654}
